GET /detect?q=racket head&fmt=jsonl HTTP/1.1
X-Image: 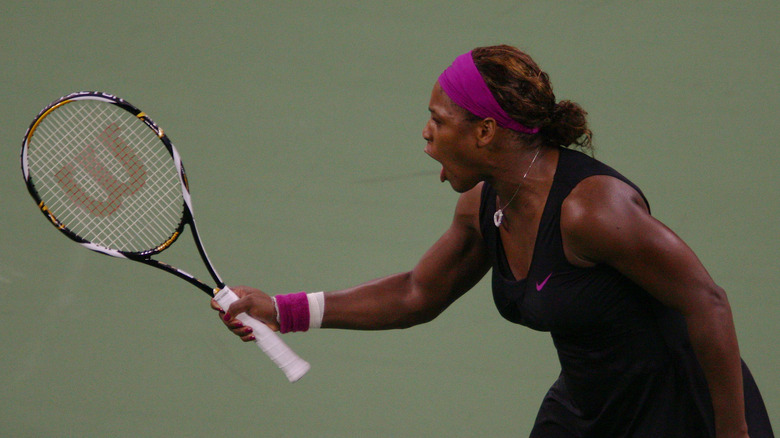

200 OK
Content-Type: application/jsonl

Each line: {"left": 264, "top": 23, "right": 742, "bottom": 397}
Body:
{"left": 21, "top": 91, "right": 190, "bottom": 257}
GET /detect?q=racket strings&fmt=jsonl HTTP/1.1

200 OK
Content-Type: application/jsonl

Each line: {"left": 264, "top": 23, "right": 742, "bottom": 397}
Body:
{"left": 26, "top": 100, "right": 185, "bottom": 253}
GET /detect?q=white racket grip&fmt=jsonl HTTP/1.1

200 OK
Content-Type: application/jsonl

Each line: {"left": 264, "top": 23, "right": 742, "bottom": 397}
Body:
{"left": 214, "top": 287, "right": 311, "bottom": 382}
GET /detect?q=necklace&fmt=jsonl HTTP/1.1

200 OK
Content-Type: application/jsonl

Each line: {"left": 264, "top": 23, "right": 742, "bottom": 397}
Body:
{"left": 493, "top": 147, "right": 542, "bottom": 227}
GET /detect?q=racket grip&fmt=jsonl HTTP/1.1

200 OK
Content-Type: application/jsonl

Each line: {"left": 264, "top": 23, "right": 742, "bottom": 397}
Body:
{"left": 214, "top": 287, "right": 311, "bottom": 382}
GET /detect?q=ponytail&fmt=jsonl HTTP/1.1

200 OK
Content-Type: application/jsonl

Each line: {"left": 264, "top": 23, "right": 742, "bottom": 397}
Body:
{"left": 542, "top": 100, "right": 592, "bottom": 150}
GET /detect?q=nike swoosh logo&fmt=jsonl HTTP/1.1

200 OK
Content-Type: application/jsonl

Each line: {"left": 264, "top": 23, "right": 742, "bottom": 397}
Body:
{"left": 536, "top": 273, "right": 553, "bottom": 291}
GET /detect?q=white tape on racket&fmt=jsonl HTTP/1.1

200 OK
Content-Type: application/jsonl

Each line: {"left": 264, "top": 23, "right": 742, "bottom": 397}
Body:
{"left": 214, "top": 287, "right": 311, "bottom": 382}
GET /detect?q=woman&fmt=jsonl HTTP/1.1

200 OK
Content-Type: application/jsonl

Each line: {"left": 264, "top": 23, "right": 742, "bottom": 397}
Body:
{"left": 213, "top": 45, "right": 773, "bottom": 437}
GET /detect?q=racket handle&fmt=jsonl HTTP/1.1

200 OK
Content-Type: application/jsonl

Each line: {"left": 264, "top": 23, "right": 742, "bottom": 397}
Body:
{"left": 214, "top": 287, "right": 311, "bottom": 382}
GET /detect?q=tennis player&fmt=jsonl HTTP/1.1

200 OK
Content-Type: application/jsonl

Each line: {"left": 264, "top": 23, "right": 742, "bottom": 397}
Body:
{"left": 214, "top": 45, "right": 773, "bottom": 437}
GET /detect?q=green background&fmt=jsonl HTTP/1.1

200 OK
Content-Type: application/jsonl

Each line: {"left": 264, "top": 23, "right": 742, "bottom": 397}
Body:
{"left": 1, "top": 1, "right": 777, "bottom": 436}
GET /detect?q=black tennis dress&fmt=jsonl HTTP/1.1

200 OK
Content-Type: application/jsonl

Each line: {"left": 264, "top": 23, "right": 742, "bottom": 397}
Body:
{"left": 479, "top": 147, "right": 773, "bottom": 437}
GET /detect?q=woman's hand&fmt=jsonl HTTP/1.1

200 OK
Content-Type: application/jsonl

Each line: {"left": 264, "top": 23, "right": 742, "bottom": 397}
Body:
{"left": 210, "top": 285, "right": 279, "bottom": 341}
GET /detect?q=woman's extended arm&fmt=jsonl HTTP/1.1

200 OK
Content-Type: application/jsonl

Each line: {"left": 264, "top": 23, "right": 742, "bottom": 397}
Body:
{"left": 216, "top": 184, "right": 490, "bottom": 333}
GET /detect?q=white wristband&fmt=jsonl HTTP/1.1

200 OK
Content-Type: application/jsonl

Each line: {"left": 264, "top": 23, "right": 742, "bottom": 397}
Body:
{"left": 271, "top": 296, "right": 280, "bottom": 323}
{"left": 307, "top": 292, "right": 325, "bottom": 329}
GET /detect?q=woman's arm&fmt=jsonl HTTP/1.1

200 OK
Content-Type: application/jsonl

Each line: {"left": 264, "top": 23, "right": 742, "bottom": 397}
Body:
{"left": 216, "top": 184, "right": 490, "bottom": 333}
{"left": 561, "top": 175, "right": 749, "bottom": 438}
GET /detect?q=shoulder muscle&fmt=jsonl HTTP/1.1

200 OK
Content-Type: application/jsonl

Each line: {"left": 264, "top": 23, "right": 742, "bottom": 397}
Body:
{"left": 561, "top": 175, "right": 649, "bottom": 266}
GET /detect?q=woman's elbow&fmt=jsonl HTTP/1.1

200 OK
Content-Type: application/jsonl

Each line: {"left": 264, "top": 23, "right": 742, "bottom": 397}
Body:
{"left": 394, "top": 274, "right": 449, "bottom": 328}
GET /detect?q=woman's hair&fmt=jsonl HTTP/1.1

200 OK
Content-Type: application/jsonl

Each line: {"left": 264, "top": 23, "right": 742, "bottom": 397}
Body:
{"left": 471, "top": 45, "right": 592, "bottom": 150}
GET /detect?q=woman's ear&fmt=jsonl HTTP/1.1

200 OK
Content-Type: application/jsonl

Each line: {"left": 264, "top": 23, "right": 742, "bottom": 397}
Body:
{"left": 475, "top": 118, "right": 497, "bottom": 147}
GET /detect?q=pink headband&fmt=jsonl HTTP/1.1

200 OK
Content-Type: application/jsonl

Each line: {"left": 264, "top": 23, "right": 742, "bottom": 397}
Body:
{"left": 438, "top": 51, "right": 539, "bottom": 135}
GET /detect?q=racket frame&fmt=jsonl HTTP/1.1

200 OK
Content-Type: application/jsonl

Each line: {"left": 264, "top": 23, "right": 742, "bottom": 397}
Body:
{"left": 21, "top": 91, "right": 220, "bottom": 296}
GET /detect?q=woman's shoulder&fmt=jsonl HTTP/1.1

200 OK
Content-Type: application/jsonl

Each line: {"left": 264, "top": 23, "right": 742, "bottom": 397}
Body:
{"left": 560, "top": 174, "right": 652, "bottom": 266}
{"left": 556, "top": 147, "right": 650, "bottom": 212}
{"left": 562, "top": 175, "right": 649, "bottom": 227}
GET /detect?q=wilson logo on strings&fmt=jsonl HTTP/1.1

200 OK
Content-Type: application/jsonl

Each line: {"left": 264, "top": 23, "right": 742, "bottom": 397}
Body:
{"left": 55, "top": 124, "right": 147, "bottom": 216}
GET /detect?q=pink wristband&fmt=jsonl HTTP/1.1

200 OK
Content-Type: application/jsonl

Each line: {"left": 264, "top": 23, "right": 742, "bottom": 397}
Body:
{"left": 274, "top": 292, "right": 310, "bottom": 333}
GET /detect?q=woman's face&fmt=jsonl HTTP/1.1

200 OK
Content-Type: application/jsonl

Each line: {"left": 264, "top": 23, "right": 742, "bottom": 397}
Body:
{"left": 423, "top": 82, "right": 484, "bottom": 193}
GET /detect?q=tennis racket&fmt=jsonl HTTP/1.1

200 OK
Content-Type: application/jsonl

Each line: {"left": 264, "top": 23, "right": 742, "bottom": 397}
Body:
{"left": 21, "top": 91, "right": 310, "bottom": 382}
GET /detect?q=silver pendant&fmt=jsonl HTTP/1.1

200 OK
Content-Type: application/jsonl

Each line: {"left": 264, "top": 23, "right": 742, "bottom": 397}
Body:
{"left": 493, "top": 209, "right": 504, "bottom": 227}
